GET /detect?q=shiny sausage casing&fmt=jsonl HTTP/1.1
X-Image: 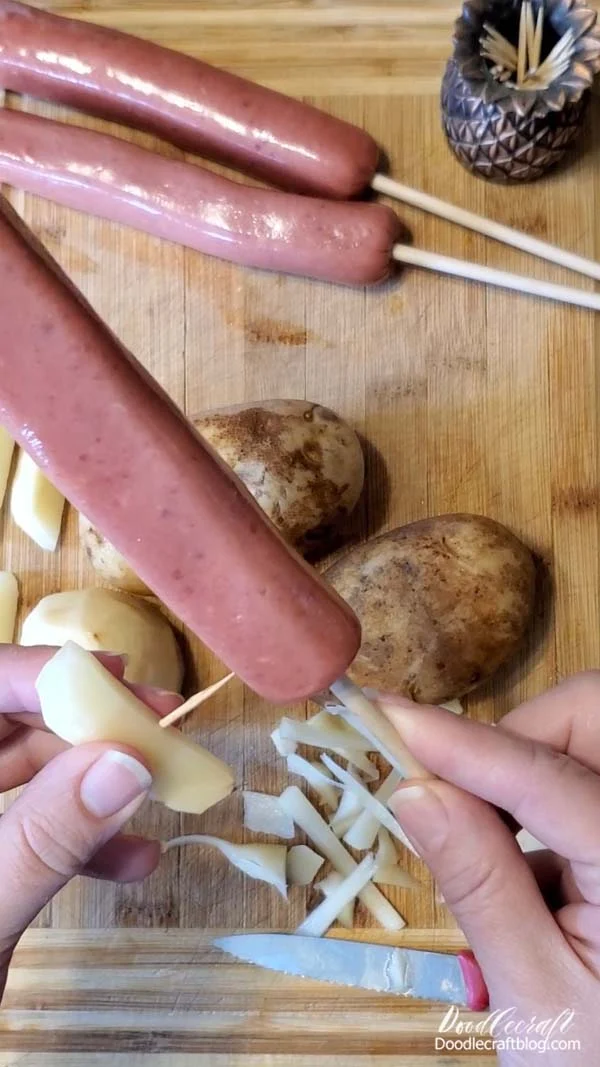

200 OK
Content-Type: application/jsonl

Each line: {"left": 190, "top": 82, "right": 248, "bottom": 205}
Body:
{"left": 0, "top": 0, "right": 379, "bottom": 199}
{"left": 0, "top": 109, "right": 400, "bottom": 286}
{"left": 0, "top": 199, "right": 361, "bottom": 703}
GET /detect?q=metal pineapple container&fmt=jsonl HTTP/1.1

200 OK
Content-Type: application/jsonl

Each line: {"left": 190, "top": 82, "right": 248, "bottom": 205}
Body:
{"left": 442, "top": 0, "right": 600, "bottom": 182}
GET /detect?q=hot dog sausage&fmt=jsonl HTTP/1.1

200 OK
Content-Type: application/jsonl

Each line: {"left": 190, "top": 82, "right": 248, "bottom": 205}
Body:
{"left": 0, "top": 0, "right": 379, "bottom": 199}
{"left": 0, "top": 197, "right": 361, "bottom": 703}
{"left": 0, "top": 109, "right": 400, "bottom": 286}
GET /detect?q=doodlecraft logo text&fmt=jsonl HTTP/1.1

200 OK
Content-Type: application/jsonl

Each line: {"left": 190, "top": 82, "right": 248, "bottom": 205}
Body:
{"left": 435, "top": 1005, "right": 582, "bottom": 1055}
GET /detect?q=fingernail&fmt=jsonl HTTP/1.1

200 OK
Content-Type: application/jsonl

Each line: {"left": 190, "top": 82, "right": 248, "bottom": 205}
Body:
{"left": 390, "top": 784, "right": 450, "bottom": 854}
{"left": 80, "top": 751, "right": 152, "bottom": 819}
{"left": 103, "top": 652, "right": 129, "bottom": 664}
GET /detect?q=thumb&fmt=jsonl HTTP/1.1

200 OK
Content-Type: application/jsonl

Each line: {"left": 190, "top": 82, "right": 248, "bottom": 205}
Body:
{"left": 0, "top": 743, "right": 152, "bottom": 990}
{"left": 390, "top": 781, "right": 567, "bottom": 1007}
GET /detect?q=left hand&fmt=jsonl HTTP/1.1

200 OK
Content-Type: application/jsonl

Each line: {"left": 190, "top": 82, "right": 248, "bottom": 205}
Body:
{"left": 0, "top": 645, "right": 181, "bottom": 1000}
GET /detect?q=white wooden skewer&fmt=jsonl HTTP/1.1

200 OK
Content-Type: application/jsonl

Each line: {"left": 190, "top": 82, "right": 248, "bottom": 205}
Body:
{"left": 158, "top": 672, "right": 235, "bottom": 729}
{"left": 393, "top": 245, "right": 600, "bottom": 312}
{"left": 371, "top": 174, "right": 600, "bottom": 283}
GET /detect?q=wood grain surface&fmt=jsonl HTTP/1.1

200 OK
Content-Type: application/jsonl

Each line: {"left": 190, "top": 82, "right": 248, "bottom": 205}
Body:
{"left": 1, "top": 0, "right": 600, "bottom": 1062}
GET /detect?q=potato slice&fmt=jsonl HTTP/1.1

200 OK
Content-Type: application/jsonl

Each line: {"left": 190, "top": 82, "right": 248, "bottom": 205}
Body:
{"left": 36, "top": 642, "right": 234, "bottom": 816}
{"left": 10, "top": 450, "right": 65, "bottom": 551}
{"left": 0, "top": 572, "right": 18, "bottom": 642}
{"left": 21, "top": 587, "right": 183, "bottom": 691}
{"left": 0, "top": 426, "right": 15, "bottom": 510}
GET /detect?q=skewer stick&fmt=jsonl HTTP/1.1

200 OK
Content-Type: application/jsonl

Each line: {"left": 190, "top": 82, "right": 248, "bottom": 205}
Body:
{"left": 158, "top": 672, "right": 235, "bottom": 728}
{"left": 331, "top": 676, "right": 431, "bottom": 780}
{"left": 371, "top": 174, "right": 600, "bottom": 283}
{"left": 517, "top": 1, "right": 528, "bottom": 86}
{"left": 535, "top": 29, "right": 574, "bottom": 84}
{"left": 525, "top": 2, "right": 536, "bottom": 71}
{"left": 392, "top": 245, "right": 600, "bottom": 312}
{"left": 483, "top": 23, "right": 520, "bottom": 63}
{"left": 532, "top": 3, "right": 544, "bottom": 72}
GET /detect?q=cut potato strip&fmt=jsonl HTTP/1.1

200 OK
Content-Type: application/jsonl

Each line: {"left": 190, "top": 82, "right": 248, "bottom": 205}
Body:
{"left": 279, "top": 712, "right": 370, "bottom": 753}
{"left": 0, "top": 572, "right": 18, "bottom": 643}
{"left": 373, "top": 865, "right": 420, "bottom": 890}
{"left": 271, "top": 726, "right": 297, "bottom": 757}
{"left": 163, "top": 835, "right": 287, "bottom": 898}
{"left": 332, "top": 706, "right": 404, "bottom": 774}
{"left": 279, "top": 786, "right": 405, "bottom": 930}
{"left": 0, "top": 427, "right": 15, "bottom": 511}
{"left": 517, "top": 829, "right": 545, "bottom": 853}
{"left": 158, "top": 673, "right": 235, "bottom": 728}
{"left": 10, "top": 450, "right": 66, "bottom": 551}
{"left": 343, "top": 768, "right": 402, "bottom": 851}
{"left": 316, "top": 873, "right": 355, "bottom": 929}
{"left": 322, "top": 756, "right": 415, "bottom": 855}
{"left": 297, "top": 854, "right": 376, "bottom": 937}
{"left": 375, "top": 826, "right": 398, "bottom": 867}
{"left": 441, "top": 699, "right": 465, "bottom": 715}
{"left": 36, "top": 642, "right": 234, "bottom": 815}
{"left": 287, "top": 753, "right": 340, "bottom": 810}
{"left": 329, "top": 787, "right": 364, "bottom": 837}
{"left": 243, "top": 792, "right": 295, "bottom": 839}
{"left": 334, "top": 747, "right": 379, "bottom": 780}
{"left": 374, "top": 828, "right": 420, "bottom": 889}
{"left": 287, "top": 845, "right": 325, "bottom": 886}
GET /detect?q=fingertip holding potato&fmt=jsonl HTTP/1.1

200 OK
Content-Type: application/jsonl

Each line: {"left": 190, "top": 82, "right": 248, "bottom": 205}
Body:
{"left": 326, "top": 514, "right": 536, "bottom": 703}
{"left": 21, "top": 587, "right": 184, "bottom": 692}
{"left": 195, "top": 399, "right": 365, "bottom": 548}
{"left": 36, "top": 642, "right": 234, "bottom": 816}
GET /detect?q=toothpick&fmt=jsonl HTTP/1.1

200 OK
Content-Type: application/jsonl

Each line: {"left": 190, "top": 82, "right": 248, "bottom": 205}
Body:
{"left": 483, "top": 23, "right": 519, "bottom": 65}
{"left": 517, "top": 2, "right": 528, "bottom": 87}
{"left": 526, "top": 2, "right": 536, "bottom": 71}
{"left": 532, "top": 3, "right": 544, "bottom": 72}
{"left": 535, "top": 28, "right": 574, "bottom": 85}
{"left": 158, "top": 672, "right": 235, "bottom": 728}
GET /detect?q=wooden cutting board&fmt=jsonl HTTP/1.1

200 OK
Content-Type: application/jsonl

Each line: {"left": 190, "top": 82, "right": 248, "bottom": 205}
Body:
{"left": 2, "top": 1, "right": 600, "bottom": 1062}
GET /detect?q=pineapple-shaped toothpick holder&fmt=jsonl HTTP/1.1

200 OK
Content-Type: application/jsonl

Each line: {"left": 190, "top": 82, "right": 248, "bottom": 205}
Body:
{"left": 442, "top": 0, "right": 600, "bottom": 182}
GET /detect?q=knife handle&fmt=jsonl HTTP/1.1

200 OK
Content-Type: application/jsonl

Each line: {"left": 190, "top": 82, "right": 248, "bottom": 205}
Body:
{"left": 458, "top": 951, "right": 489, "bottom": 1011}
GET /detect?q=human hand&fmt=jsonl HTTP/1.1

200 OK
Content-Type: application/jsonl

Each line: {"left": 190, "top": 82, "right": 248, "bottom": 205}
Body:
{"left": 0, "top": 645, "right": 181, "bottom": 1001}
{"left": 379, "top": 676, "right": 600, "bottom": 1065}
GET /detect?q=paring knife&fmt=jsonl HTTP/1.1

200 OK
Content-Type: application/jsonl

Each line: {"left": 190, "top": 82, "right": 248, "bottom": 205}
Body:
{"left": 214, "top": 933, "right": 489, "bottom": 1010}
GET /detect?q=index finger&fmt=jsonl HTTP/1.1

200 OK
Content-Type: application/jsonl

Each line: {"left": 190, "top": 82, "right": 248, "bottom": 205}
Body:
{"left": 0, "top": 645, "right": 182, "bottom": 724}
{"left": 0, "top": 645, "right": 126, "bottom": 715}
{"left": 379, "top": 694, "right": 600, "bottom": 869}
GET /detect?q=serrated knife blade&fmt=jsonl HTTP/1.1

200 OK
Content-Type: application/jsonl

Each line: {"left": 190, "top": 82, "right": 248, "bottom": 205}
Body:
{"left": 214, "top": 934, "right": 488, "bottom": 1009}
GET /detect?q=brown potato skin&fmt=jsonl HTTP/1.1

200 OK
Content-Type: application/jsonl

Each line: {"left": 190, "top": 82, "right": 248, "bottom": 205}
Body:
{"left": 325, "top": 514, "right": 536, "bottom": 703}
{"left": 79, "top": 514, "right": 151, "bottom": 596}
{"left": 195, "top": 400, "right": 364, "bottom": 549}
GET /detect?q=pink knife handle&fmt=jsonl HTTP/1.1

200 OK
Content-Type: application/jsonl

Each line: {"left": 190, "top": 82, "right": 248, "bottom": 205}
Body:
{"left": 458, "top": 951, "right": 489, "bottom": 1011}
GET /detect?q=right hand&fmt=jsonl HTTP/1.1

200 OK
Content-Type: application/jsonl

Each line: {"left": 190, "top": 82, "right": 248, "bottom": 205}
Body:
{"left": 379, "top": 675, "right": 600, "bottom": 1065}
{"left": 0, "top": 645, "right": 181, "bottom": 1001}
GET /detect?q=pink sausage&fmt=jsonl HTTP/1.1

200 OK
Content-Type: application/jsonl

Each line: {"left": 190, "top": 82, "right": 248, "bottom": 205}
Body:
{"left": 0, "top": 109, "right": 400, "bottom": 286}
{"left": 0, "top": 198, "right": 361, "bottom": 703}
{"left": 0, "top": 1, "right": 379, "bottom": 199}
